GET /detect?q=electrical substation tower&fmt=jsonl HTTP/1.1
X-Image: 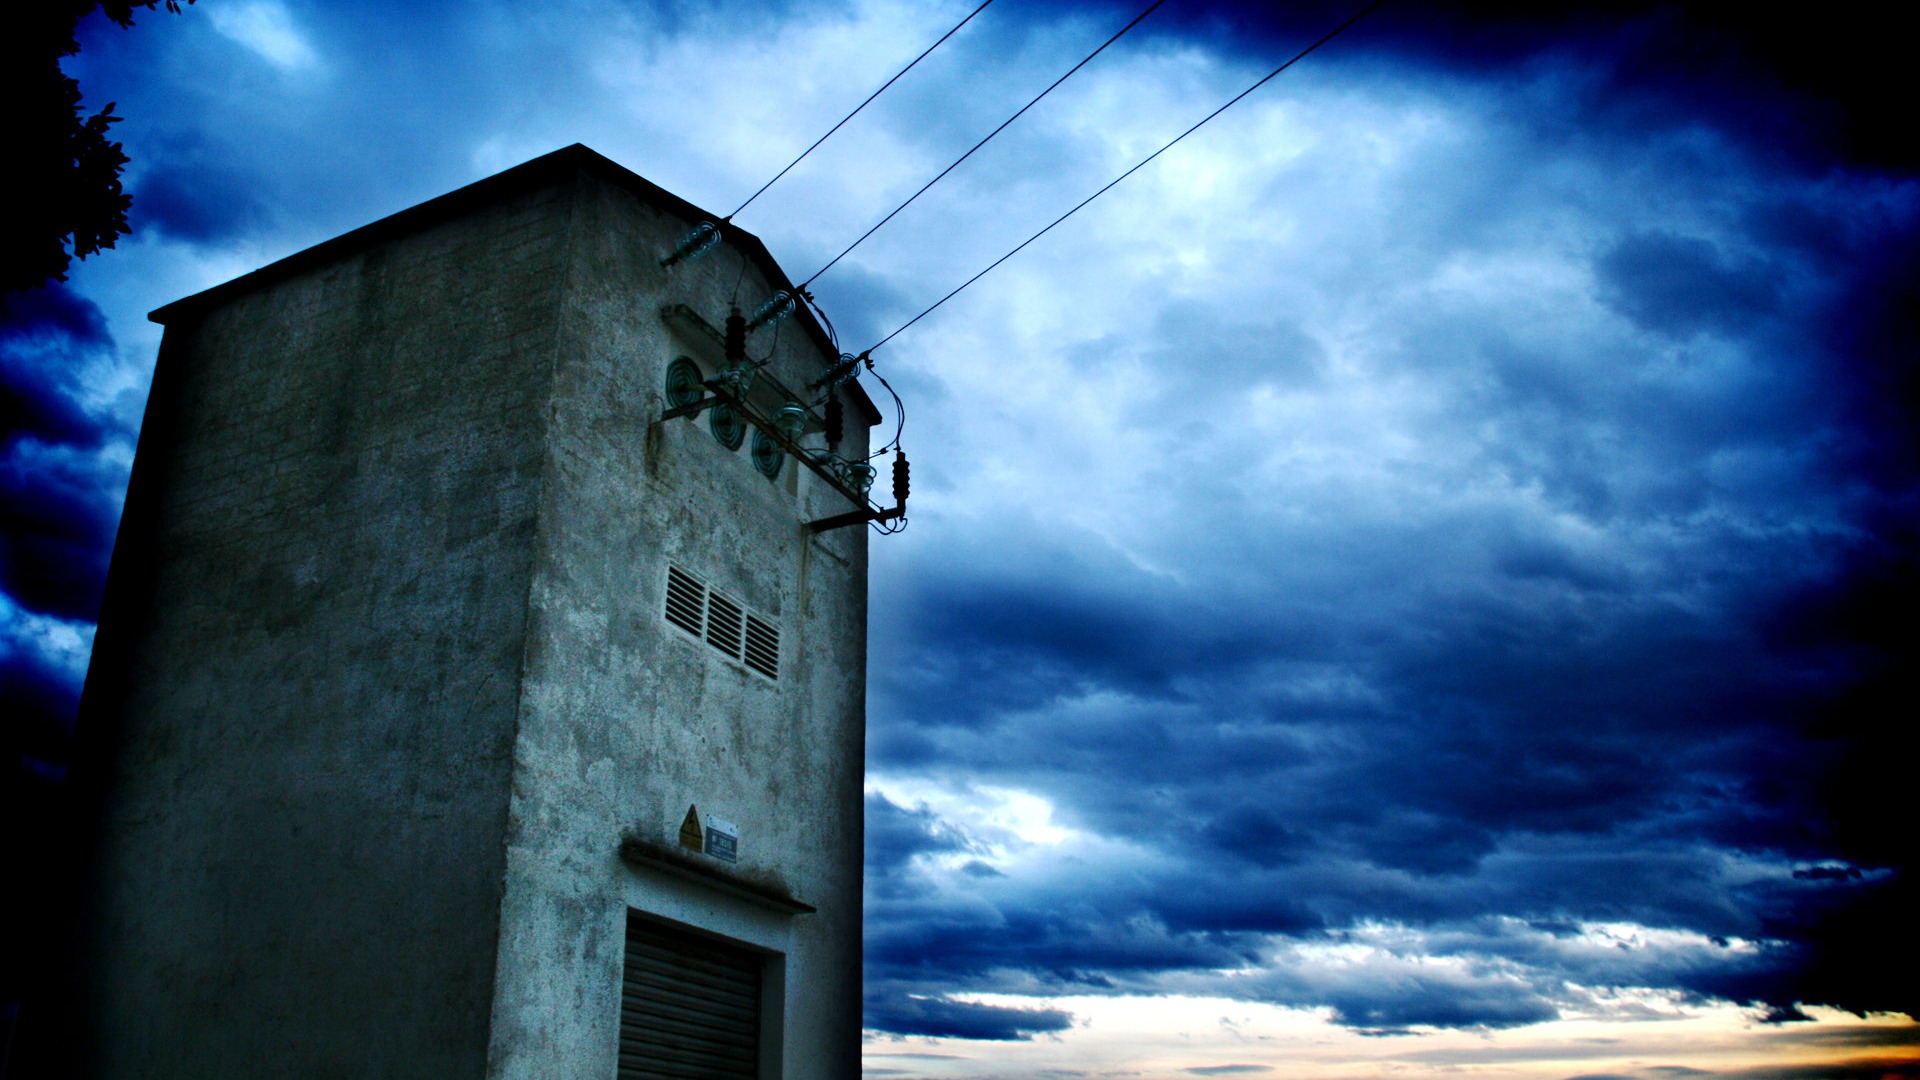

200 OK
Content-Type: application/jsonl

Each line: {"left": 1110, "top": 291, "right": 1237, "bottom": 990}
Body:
{"left": 50, "top": 145, "right": 893, "bottom": 1080}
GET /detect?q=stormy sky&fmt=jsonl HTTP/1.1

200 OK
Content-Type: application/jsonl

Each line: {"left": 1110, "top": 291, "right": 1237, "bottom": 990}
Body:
{"left": 5, "top": 1, "right": 1916, "bottom": 1076}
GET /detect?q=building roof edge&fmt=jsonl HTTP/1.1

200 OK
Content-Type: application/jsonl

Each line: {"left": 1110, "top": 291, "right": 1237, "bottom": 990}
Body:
{"left": 146, "top": 144, "right": 883, "bottom": 424}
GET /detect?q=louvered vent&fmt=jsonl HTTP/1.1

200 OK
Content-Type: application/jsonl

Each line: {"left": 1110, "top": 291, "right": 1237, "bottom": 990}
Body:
{"left": 663, "top": 564, "right": 780, "bottom": 681}
{"left": 704, "top": 592, "right": 744, "bottom": 659}
{"left": 743, "top": 616, "right": 780, "bottom": 681}
{"left": 664, "top": 567, "right": 707, "bottom": 638}
{"left": 619, "top": 915, "right": 762, "bottom": 1080}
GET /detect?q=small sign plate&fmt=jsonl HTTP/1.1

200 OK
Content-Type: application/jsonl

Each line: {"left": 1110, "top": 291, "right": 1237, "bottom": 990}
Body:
{"left": 704, "top": 816, "right": 739, "bottom": 863}
{"left": 678, "top": 805, "right": 704, "bottom": 851}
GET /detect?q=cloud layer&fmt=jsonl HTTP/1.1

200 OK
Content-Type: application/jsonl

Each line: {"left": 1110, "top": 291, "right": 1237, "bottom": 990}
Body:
{"left": 8, "top": 0, "right": 1915, "bottom": 1069}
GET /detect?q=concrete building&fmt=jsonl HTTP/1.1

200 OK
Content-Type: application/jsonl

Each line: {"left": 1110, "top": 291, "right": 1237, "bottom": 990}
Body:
{"left": 55, "top": 145, "right": 885, "bottom": 1078}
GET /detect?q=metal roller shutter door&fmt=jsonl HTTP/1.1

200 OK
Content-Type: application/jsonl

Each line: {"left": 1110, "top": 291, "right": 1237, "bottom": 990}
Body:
{"left": 619, "top": 916, "right": 763, "bottom": 1080}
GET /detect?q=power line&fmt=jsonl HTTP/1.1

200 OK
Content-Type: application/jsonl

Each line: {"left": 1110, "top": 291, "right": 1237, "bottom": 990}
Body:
{"left": 727, "top": 0, "right": 996, "bottom": 222}
{"left": 800, "top": 0, "right": 1167, "bottom": 289}
{"left": 861, "top": 0, "right": 1387, "bottom": 356}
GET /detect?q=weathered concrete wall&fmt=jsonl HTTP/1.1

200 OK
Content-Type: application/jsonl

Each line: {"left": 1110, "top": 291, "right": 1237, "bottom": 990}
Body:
{"left": 69, "top": 182, "right": 570, "bottom": 1077}
{"left": 484, "top": 166, "right": 869, "bottom": 1079}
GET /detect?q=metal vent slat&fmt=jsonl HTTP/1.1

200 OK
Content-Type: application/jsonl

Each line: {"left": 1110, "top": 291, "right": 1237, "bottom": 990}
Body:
{"left": 622, "top": 949, "right": 756, "bottom": 999}
{"left": 618, "top": 1059, "right": 749, "bottom": 1080}
{"left": 620, "top": 978, "right": 758, "bottom": 1026}
{"left": 704, "top": 592, "right": 744, "bottom": 659}
{"left": 620, "top": 997, "right": 757, "bottom": 1042}
{"left": 620, "top": 1029, "right": 757, "bottom": 1068}
{"left": 665, "top": 567, "right": 706, "bottom": 637}
{"left": 743, "top": 616, "right": 779, "bottom": 680}
{"left": 622, "top": 944, "right": 762, "bottom": 1003}
{"left": 619, "top": 918, "right": 761, "bottom": 1080}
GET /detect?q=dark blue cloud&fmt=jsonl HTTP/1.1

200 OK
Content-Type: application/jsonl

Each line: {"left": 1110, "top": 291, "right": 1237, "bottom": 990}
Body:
{"left": 1, "top": 283, "right": 128, "bottom": 838}
{"left": 127, "top": 135, "right": 273, "bottom": 244}
{"left": 1199, "top": 804, "right": 1312, "bottom": 869}
{"left": 1322, "top": 977, "right": 1559, "bottom": 1031}
{"left": 868, "top": 897, "right": 1255, "bottom": 986}
{"left": 866, "top": 241, "right": 1920, "bottom": 1026}
{"left": 0, "top": 285, "right": 129, "bottom": 621}
{"left": 1, "top": 286, "right": 116, "bottom": 448}
{"left": 867, "top": 792, "right": 983, "bottom": 901}
{"left": 864, "top": 993, "right": 1074, "bottom": 1041}
{"left": 0, "top": 288, "right": 120, "bottom": 1041}
{"left": 1120, "top": 2, "right": 1915, "bottom": 169}
{"left": 0, "top": 443, "right": 124, "bottom": 621}
{"left": 862, "top": 107, "right": 1920, "bottom": 1019}
{"left": 2, "top": 639, "right": 83, "bottom": 772}
{"left": 1595, "top": 231, "right": 1780, "bottom": 339}
{"left": 866, "top": 521, "right": 1915, "bottom": 1016}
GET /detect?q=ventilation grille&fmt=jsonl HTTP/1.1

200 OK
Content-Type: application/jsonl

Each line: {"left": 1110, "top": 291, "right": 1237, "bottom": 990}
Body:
{"left": 743, "top": 616, "right": 780, "bottom": 680}
{"left": 704, "top": 592, "right": 744, "bottom": 657}
{"left": 663, "top": 564, "right": 780, "bottom": 681}
{"left": 664, "top": 567, "right": 706, "bottom": 637}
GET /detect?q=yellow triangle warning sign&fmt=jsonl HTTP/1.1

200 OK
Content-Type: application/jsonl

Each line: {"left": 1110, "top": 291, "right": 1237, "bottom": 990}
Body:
{"left": 679, "top": 805, "right": 704, "bottom": 851}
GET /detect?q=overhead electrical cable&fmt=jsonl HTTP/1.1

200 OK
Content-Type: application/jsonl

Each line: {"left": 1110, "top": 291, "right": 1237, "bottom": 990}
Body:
{"left": 860, "top": 0, "right": 1387, "bottom": 355}
{"left": 726, "top": 0, "right": 996, "bottom": 222}
{"left": 800, "top": 0, "right": 1167, "bottom": 288}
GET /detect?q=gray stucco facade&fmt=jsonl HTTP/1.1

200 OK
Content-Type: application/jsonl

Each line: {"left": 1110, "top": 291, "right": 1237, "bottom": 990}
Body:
{"left": 60, "top": 145, "right": 873, "bottom": 1078}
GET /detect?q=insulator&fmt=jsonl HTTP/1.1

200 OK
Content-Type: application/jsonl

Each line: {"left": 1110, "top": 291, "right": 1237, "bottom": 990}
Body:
{"left": 746, "top": 291, "right": 797, "bottom": 330}
{"left": 810, "top": 355, "right": 860, "bottom": 391}
{"left": 892, "top": 451, "right": 910, "bottom": 505}
{"left": 660, "top": 221, "right": 721, "bottom": 267}
{"left": 725, "top": 308, "right": 746, "bottom": 365}
{"left": 772, "top": 402, "right": 808, "bottom": 441}
{"left": 824, "top": 397, "right": 844, "bottom": 448}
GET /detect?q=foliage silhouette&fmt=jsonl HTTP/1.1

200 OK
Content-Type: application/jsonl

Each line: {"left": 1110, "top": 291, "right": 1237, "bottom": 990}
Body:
{"left": 3, "top": 1, "right": 195, "bottom": 295}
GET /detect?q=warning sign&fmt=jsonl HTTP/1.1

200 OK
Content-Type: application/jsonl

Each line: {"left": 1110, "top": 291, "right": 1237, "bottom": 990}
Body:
{"left": 678, "top": 805, "right": 704, "bottom": 851}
